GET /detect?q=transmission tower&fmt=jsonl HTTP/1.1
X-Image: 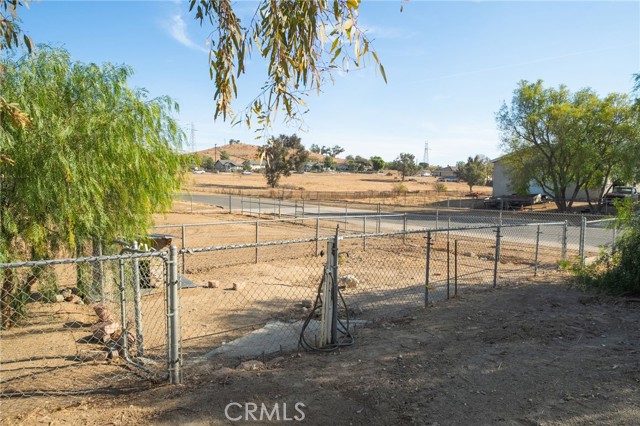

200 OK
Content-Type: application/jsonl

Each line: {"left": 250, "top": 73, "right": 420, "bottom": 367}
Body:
{"left": 423, "top": 142, "right": 431, "bottom": 166}
{"left": 189, "top": 122, "right": 196, "bottom": 152}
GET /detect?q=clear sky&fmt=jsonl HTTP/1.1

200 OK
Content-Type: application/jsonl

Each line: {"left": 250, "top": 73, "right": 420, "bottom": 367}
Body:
{"left": 17, "top": 0, "right": 640, "bottom": 166}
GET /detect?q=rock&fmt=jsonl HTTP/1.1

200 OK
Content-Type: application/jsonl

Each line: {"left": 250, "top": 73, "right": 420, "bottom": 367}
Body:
{"left": 207, "top": 280, "right": 220, "bottom": 289}
{"left": 75, "top": 350, "right": 107, "bottom": 362}
{"left": 238, "top": 360, "right": 264, "bottom": 371}
{"left": 90, "top": 321, "right": 120, "bottom": 341}
{"left": 54, "top": 294, "right": 65, "bottom": 303}
{"left": 463, "top": 251, "right": 475, "bottom": 258}
{"left": 340, "top": 274, "right": 360, "bottom": 289}
{"left": 301, "top": 300, "right": 313, "bottom": 309}
{"left": 94, "top": 303, "right": 115, "bottom": 322}
{"left": 232, "top": 282, "right": 245, "bottom": 291}
{"left": 62, "top": 288, "right": 73, "bottom": 301}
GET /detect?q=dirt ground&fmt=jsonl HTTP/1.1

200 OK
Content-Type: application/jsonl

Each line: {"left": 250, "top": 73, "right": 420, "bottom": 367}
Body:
{"left": 2, "top": 278, "right": 639, "bottom": 425}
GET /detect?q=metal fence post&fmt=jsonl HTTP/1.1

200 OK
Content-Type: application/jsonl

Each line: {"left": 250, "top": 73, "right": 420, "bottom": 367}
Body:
{"left": 579, "top": 216, "right": 586, "bottom": 266}
{"left": 255, "top": 221, "right": 259, "bottom": 264}
{"left": 435, "top": 209, "right": 439, "bottom": 229}
{"left": 118, "top": 258, "right": 128, "bottom": 358}
{"left": 181, "top": 224, "right": 186, "bottom": 274}
{"left": 278, "top": 199, "right": 281, "bottom": 218}
{"left": 562, "top": 220, "right": 568, "bottom": 261}
{"left": 403, "top": 214, "right": 407, "bottom": 244}
{"left": 363, "top": 216, "right": 367, "bottom": 251}
{"left": 425, "top": 231, "right": 432, "bottom": 307}
{"left": 302, "top": 199, "right": 305, "bottom": 217}
{"left": 132, "top": 241, "right": 144, "bottom": 356}
{"left": 168, "top": 245, "right": 181, "bottom": 384}
{"left": 446, "top": 239, "right": 450, "bottom": 299}
{"left": 493, "top": 226, "right": 502, "bottom": 288}
{"left": 315, "top": 217, "right": 320, "bottom": 256}
{"left": 454, "top": 239, "right": 458, "bottom": 296}
{"left": 534, "top": 225, "right": 541, "bottom": 277}
{"left": 330, "top": 227, "right": 339, "bottom": 345}
{"left": 612, "top": 226, "right": 617, "bottom": 254}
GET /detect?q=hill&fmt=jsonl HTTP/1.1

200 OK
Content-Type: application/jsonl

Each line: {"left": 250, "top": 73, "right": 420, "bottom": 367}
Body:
{"left": 195, "top": 142, "right": 339, "bottom": 164}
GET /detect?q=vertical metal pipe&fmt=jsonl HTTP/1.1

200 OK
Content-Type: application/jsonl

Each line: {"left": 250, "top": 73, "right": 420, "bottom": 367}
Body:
{"left": 493, "top": 226, "right": 501, "bottom": 288}
{"left": 330, "top": 227, "right": 339, "bottom": 345}
{"left": 561, "top": 220, "right": 568, "bottom": 261}
{"left": 534, "top": 225, "right": 541, "bottom": 277}
{"left": 363, "top": 216, "right": 367, "bottom": 251}
{"left": 579, "top": 216, "right": 586, "bottom": 266}
{"left": 118, "top": 258, "right": 128, "bottom": 357}
{"left": 315, "top": 217, "right": 320, "bottom": 256}
{"left": 168, "top": 245, "right": 181, "bottom": 384}
{"left": 132, "top": 241, "right": 144, "bottom": 356}
{"left": 255, "top": 221, "right": 259, "bottom": 264}
{"left": 454, "top": 239, "right": 458, "bottom": 296}
{"left": 181, "top": 225, "right": 186, "bottom": 274}
{"left": 612, "top": 226, "right": 617, "bottom": 254}
{"left": 302, "top": 199, "right": 305, "bottom": 217}
{"left": 446, "top": 239, "right": 450, "bottom": 299}
{"left": 278, "top": 199, "right": 281, "bottom": 218}
{"left": 403, "top": 213, "right": 407, "bottom": 244}
{"left": 425, "top": 231, "right": 432, "bottom": 307}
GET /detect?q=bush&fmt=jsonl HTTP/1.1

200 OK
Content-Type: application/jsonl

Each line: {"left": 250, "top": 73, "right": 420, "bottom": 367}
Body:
{"left": 436, "top": 183, "right": 447, "bottom": 192}
{"left": 574, "top": 200, "right": 640, "bottom": 296}
{"left": 393, "top": 182, "right": 408, "bottom": 194}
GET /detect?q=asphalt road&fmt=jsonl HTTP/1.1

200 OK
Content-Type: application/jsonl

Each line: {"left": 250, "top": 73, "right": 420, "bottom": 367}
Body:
{"left": 179, "top": 192, "right": 616, "bottom": 254}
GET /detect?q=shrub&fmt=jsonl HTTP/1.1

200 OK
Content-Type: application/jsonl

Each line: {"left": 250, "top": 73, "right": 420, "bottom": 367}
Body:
{"left": 436, "top": 183, "right": 447, "bottom": 192}
{"left": 574, "top": 200, "right": 640, "bottom": 296}
{"left": 393, "top": 182, "right": 408, "bottom": 194}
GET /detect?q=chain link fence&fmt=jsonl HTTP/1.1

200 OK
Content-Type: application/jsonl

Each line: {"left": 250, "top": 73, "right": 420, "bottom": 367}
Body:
{"left": 1, "top": 213, "right": 622, "bottom": 396}
{"left": 0, "top": 250, "right": 170, "bottom": 396}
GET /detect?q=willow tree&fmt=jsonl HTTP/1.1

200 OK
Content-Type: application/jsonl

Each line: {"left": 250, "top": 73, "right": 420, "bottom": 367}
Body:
{"left": 0, "top": 47, "right": 186, "bottom": 263}
{"left": 190, "top": 0, "right": 386, "bottom": 129}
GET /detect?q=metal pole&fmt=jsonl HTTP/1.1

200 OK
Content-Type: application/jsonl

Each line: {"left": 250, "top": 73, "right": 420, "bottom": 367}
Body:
{"left": 302, "top": 199, "right": 305, "bottom": 217}
{"left": 446, "top": 239, "right": 450, "bottom": 299}
{"left": 454, "top": 239, "right": 458, "bottom": 296}
{"left": 118, "top": 258, "right": 128, "bottom": 358}
{"left": 294, "top": 200, "right": 298, "bottom": 219}
{"left": 403, "top": 213, "right": 407, "bottom": 244}
{"left": 534, "top": 225, "right": 541, "bottom": 277}
{"left": 168, "top": 245, "right": 181, "bottom": 384}
{"left": 278, "top": 199, "right": 281, "bottom": 218}
{"left": 255, "top": 221, "right": 259, "bottom": 264}
{"left": 330, "top": 227, "right": 339, "bottom": 345}
{"left": 132, "top": 241, "right": 144, "bottom": 356}
{"left": 363, "top": 216, "right": 367, "bottom": 251}
{"left": 425, "top": 231, "right": 432, "bottom": 307}
{"left": 612, "top": 226, "right": 617, "bottom": 254}
{"left": 493, "top": 226, "right": 502, "bottom": 288}
{"left": 561, "top": 220, "right": 568, "bottom": 261}
{"left": 181, "top": 225, "right": 186, "bottom": 274}
{"left": 579, "top": 216, "right": 586, "bottom": 266}
{"left": 315, "top": 217, "right": 320, "bottom": 256}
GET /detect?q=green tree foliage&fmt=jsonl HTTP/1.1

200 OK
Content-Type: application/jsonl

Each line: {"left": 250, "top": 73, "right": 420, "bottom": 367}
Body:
{"left": 242, "top": 160, "right": 252, "bottom": 171}
{"left": 190, "top": 0, "right": 386, "bottom": 129}
{"left": 309, "top": 144, "right": 321, "bottom": 154}
{"left": 220, "top": 150, "right": 230, "bottom": 160}
{"left": 456, "top": 155, "right": 489, "bottom": 192}
{"left": 258, "top": 134, "right": 309, "bottom": 187}
{"left": 497, "top": 80, "right": 640, "bottom": 212}
{"left": 228, "top": 138, "right": 240, "bottom": 145}
{"left": 393, "top": 153, "right": 417, "bottom": 181}
{"left": 0, "top": 0, "right": 33, "bottom": 53}
{"left": 324, "top": 155, "right": 335, "bottom": 169}
{"left": 201, "top": 155, "right": 215, "bottom": 171}
{"left": 370, "top": 156, "right": 385, "bottom": 171}
{"left": 0, "top": 47, "right": 186, "bottom": 262}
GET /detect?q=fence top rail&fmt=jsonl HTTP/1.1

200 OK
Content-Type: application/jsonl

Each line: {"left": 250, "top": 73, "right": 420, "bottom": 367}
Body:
{"left": 585, "top": 218, "right": 617, "bottom": 225}
{"left": 154, "top": 213, "right": 408, "bottom": 230}
{"left": 179, "top": 236, "right": 332, "bottom": 254}
{"left": 0, "top": 250, "right": 168, "bottom": 270}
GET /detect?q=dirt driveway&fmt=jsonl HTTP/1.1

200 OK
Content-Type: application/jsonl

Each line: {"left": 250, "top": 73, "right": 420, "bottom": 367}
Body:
{"left": 3, "top": 278, "right": 639, "bottom": 426}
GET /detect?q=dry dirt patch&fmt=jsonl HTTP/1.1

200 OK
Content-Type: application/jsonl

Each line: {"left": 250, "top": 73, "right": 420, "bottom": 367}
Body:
{"left": 2, "top": 280, "right": 639, "bottom": 426}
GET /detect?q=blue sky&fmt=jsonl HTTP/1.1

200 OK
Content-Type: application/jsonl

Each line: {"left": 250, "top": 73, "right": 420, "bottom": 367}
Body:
{"left": 17, "top": 0, "right": 640, "bottom": 166}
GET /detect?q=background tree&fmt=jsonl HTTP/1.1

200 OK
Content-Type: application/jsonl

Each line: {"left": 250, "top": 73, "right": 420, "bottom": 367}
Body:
{"left": 309, "top": 144, "right": 321, "bottom": 154}
{"left": 228, "top": 138, "right": 240, "bottom": 145}
{"left": 456, "top": 155, "right": 489, "bottom": 192}
{"left": 201, "top": 155, "right": 215, "bottom": 171}
{"left": 497, "top": 80, "right": 639, "bottom": 212}
{"left": 242, "top": 160, "right": 252, "bottom": 171}
{"left": 220, "top": 150, "right": 230, "bottom": 160}
{"left": 393, "top": 153, "right": 417, "bottom": 181}
{"left": 0, "top": 47, "right": 186, "bottom": 263}
{"left": 257, "top": 134, "right": 309, "bottom": 187}
{"left": 324, "top": 155, "right": 335, "bottom": 170}
{"left": 370, "top": 156, "right": 385, "bottom": 171}
{"left": 190, "top": 0, "right": 386, "bottom": 129}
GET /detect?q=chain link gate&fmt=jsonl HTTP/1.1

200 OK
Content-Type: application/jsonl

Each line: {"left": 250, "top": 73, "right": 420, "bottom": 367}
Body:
{"left": 0, "top": 250, "right": 171, "bottom": 397}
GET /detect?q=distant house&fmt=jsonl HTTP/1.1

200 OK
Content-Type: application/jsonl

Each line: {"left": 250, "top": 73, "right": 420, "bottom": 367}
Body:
{"left": 249, "top": 161, "right": 265, "bottom": 172}
{"left": 432, "top": 166, "right": 458, "bottom": 178}
{"left": 214, "top": 159, "right": 241, "bottom": 172}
